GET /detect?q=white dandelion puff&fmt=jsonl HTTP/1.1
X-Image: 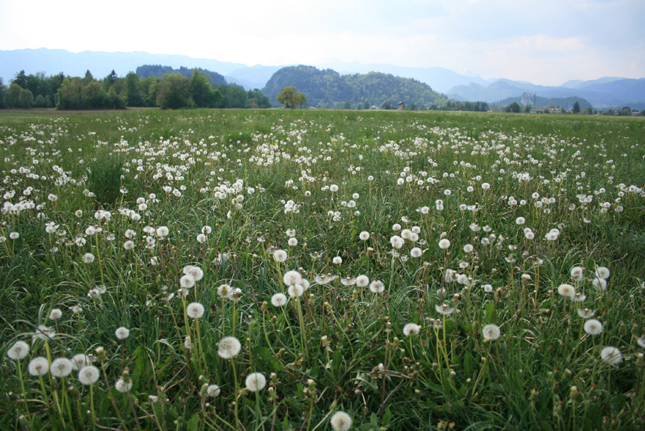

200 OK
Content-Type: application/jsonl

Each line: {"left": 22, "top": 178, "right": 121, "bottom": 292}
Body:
{"left": 218, "top": 336, "right": 242, "bottom": 359}
{"left": 245, "top": 372, "right": 267, "bottom": 392}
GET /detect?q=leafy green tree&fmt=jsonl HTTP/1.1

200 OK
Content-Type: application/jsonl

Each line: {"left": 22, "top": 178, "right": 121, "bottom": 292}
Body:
{"left": 13, "top": 70, "right": 28, "bottom": 89}
{"left": 190, "top": 70, "right": 221, "bottom": 108}
{"left": 6, "top": 83, "right": 23, "bottom": 108}
{"left": 506, "top": 102, "right": 520, "bottom": 113}
{"left": 343, "top": 100, "right": 351, "bottom": 109}
{"left": 276, "top": 86, "right": 305, "bottom": 109}
{"left": 141, "top": 77, "right": 161, "bottom": 107}
{"left": 572, "top": 101, "right": 580, "bottom": 113}
{"left": 380, "top": 100, "right": 393, "bottom": 109}
{"left": 247, "top": 89, "right": 271, "bottom": 108}
{"left": 156, "top": 73, "right": 192, "bottom": 109}
{"left": 125, "top": 72, "right": 145, "bottom": 107}
{"left": 0, "top": 78, "right": 6, "bottom": 109}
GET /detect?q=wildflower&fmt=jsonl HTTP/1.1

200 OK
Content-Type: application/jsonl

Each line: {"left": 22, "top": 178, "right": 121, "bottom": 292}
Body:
{"left": 463, "top": 244, "right": 473, "bottom": 253}
{"left": 28, "top": 357, "right": 49, "bottom": 376}
{"left": 314, "top": 274, "right": 337, "bottom": 285}
{"left": 78, "top": 365, "right": 100, "bottom": 385}
{"left": 156, "top": 226, "right": 169, "bottom": 238}
{"left": 185, "top": 336, "right": 193, "bottom": 350}
{"left": 333, "top": 256, "right": 343, "bottom": 265}
{"left": 288, "top": 237, "right": 298, "bottom": 246}
{"left": 403, "top": 323, "right": 421, "bottom": 336}
{"left": 202, "top": 226, "right": 212, "bottom": 235}
{"left": 218, "top": 336, "right": 242, "bottom": 359}
{"left": 183, "top": 265, "right": 204, "bottom": 281}
{"left": 115, "top": 327, "right": 130, "bottom": 340}
{"left": 637, "top": 336, "right": 645, "bottom": 348}
{"left": 180, "top": 275, "right": 195, "bottom": 289}
{"left": 83, "top": 253, "right": 95, "bottom": 264}
{"left": 390, "top": 235, "right": 404, "bottom": 249}
{"left": 600, "top": 347, "right": 622, "bottom": 365}
{"left": 187, "top": 302, "right": 205, "bottom": 319}
{"left": 271, "top": 293, "right": 288, "bottom": 307}
{"left": 592, "top": 278, "right": 607, "bottom": 291}
{"left": 369, "top": 280, "right": 385, "bottom": 293}
{"left": 115, "top": 378, "right": 133, "bottom": 393}
{"left": 577, "top": 309, "right": 595, "bottom": 318}
{"left": 274, "top": 249, "right": 287, "bottom": 262}
{"left": 482, "top": 324, "right": 501, "bottom": 341}
{"left": 245, "top": 372, "right": 267, "bottom": 392}
{"left": 50, "top": 358, "right": 73, "bottom": 378}
{"left": 438, "top": 239, "right": 451, "bottom": 249}
{"left": 340, "top": 277, "right": 356, "bottom": 286}
{"left": 33, "top": 325, "right": 55, "bottom": 341}
{"left": 570, "top": 266, "right": 584, "bottom": 282}
{"left": 207, "top": 384, "right": 221, "bottom": 397}
{"left": 330, "top": 184, "right": 339, "bottom": 192}
{"left": 288, "top": 284, "right": 304, "bottom": 298}
{"left": 356, "top": 275, "right": 369, "bottom": 287}
{"left": 330, "top": 411, "right": 352, "bottom": 431}
{"left": 410, "top": 247, "right": 422, "bottom": 258}
{"left": 392, "top": 223, "right": 401, "bottom": 231}
{"left": 68, "top": 354, "right": 90, "bottom": 371}
{"left": 9, "top": 232, "right": 19, "bottom": 240}
{"left": 7, "top": 341, "right": 29, "bottom": 360}
{"left": 557, "top": 284, "right": 576, "bottom": 299}
{"left": 197, "top": 234, "right": 207, "bottom": 243}
{"left": 482, "top": 284, "right": 493, "bottom": 293}
{"left": 595, "top": 267, "right": 610, "bottom": 279}
{"left": 49, "top": 308, "right": 63, "bottom": 320}
{"left": 584, "top": 319, "right": 603, "bottom": 336}
{"left": 516, "top": 217, "right": 525, "bottom": 225}
{"left": 359, "top": 231, "right": 370, "bottom": 241}
{"left": 482, "top": 183, "right": 490, "bottom": 190}
{"left": 124, "top": 240, "right": 135, "bottom": 250}
{"left": 435, "top": 304, "right": 455, "bottom": 316}
{"left": 283, "top": 270, "right": 302, "bottom": 286}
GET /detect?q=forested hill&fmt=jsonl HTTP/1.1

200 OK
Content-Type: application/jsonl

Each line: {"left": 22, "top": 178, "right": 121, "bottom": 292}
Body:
{"left": 493, "top": 95, "right": 593, "bottom": 111}
{"left": 262, "top": 66, "right": 448, "bottom": 108}
{"left": 136, "top": 65, "right": 227, "bottom": 86}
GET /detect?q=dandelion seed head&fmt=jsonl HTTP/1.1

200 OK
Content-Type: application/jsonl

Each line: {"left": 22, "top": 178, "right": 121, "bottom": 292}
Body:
{"left": 584, "top": 319, "right": 603, "bottom": 336}
{"left": 186, "top": 302, "right": 205, "bottom": 319}
{"left": 245, "top": 372, "right": 267, "bottom": 392}
{"left": 403, "top": 323, "right": 420, "bottom": 336}
{"left": 600, "top": 347, "right": 622, "bottom": 365}
{"left": 356, "top": 275, "right": 369, "bottom": 287}
{"left": 49, "top": 308, "right": 63, "bottom": 320}
{"left": 369, "top": 280, "right": 385, "bottom": 293}
{"left": 438, "top": 239, "right": 451, "bottom": 250}
{"left": 50, "top": 358, "right": 73, "bottom": 378}
{"left": 557, "top": 284, "right": 576, "bottom": 299}
{"left": 115, "top": 327, "right": 130, "bottom": 340}
{"left": 273, "top": 249, "right": 287, "bottom": 262}
{"left": 283, "top": 270, "right": 302, "bottom": 286}
{"left": 271, "top": 293, "right": 288, "bottom": 307}
{"left": 7, "top": 341, "right": 29, "bottom": 360}
{"left": 207, "top": 384, "right": 220, "bottom": 397}
{"left": 482, "top": 324, "right": 501, "bottom": 341}
{"left": 78, "top": 365, "right": 100, "bottom": 385}
{"left": 218, "top": 336, "right": 242, "bottom": 359}
{"left": 359, "top": 231, "right": 370, "bottom": 241}
{"left": 28, "top": 357, "right": 49, "bottom": 376}
{"left": 330, "top": 411, "right": 352, "bottom": 431}
{"left": 115, "top": 378, "right": 133, "bottom": 393}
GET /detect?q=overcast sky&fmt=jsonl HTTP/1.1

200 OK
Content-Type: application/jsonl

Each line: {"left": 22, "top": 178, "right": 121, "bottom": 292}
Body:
{"left": 1, "top": 0, "right": 643, "bottom": 85}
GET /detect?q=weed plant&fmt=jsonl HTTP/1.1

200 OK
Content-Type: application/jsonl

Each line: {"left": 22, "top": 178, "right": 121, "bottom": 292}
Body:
{"left": 0, "top": 109, "right": 644, "bottom": 430}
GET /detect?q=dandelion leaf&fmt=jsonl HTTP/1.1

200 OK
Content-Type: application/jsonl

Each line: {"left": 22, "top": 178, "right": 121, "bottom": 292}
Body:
{"left": 186, "top": 413, "right": 200, "bottom": 431}
{"left": 484, "top": 301, "right": 495, "bottom": 324}
{"left": 253, "top": 346, "right": 283, "bottom": 372}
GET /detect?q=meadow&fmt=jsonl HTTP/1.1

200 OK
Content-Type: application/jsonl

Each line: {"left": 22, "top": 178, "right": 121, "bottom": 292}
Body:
{"left": 0, "top": 108, "right": 644, "bottom": 431}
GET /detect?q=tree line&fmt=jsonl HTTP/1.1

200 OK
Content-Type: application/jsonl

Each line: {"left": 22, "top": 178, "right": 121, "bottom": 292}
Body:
{"left": 0, "top": 69, "right": 271, "bottom": 110}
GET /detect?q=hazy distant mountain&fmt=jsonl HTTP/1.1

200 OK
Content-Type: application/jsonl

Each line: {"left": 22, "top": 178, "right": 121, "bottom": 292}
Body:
{"left": 315, "top": 60, "right": 496, "bottom": 94}
{"left": 1, "top": 48, "right": 643, "bottom": 109}
{"left": 0, "top": 48, "right": 247, "bottom": 82}
{"left": 448, "top": 78, "right": 645, "bottom": 108}
{"left": 262, "top": 65, "right": 448, "bottom": 108}
{"left": 493, "top": 95, "right": 593, "bottom": 111}
{"left": 136, "top": 65, "right": 228, "bottom": 86}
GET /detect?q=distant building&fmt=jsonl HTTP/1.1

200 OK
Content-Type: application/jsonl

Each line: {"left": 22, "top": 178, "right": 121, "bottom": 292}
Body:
{"left": 521, "top": 92, "right": 537, "bottom": 106}
{"left": 632, "top": 111, "right": 642, "bottom": 116}
{"left": 530, "top": 108, "right": 545, "bottom": 114}
{"left": 398, "top": 102, "right": 404, "bottom": 110}
{"left": 549, "top": 108, "right": 563, "bottom": 114}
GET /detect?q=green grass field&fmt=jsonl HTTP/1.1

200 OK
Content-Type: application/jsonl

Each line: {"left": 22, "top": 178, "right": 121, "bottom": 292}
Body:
{"left": 1, "top": 108, "right": 644, "bottom": 430}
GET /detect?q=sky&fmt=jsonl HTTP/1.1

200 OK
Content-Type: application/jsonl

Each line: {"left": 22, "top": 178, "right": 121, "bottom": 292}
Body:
{"left": 1, "top": 0, "right": 644, "bottom": 86}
